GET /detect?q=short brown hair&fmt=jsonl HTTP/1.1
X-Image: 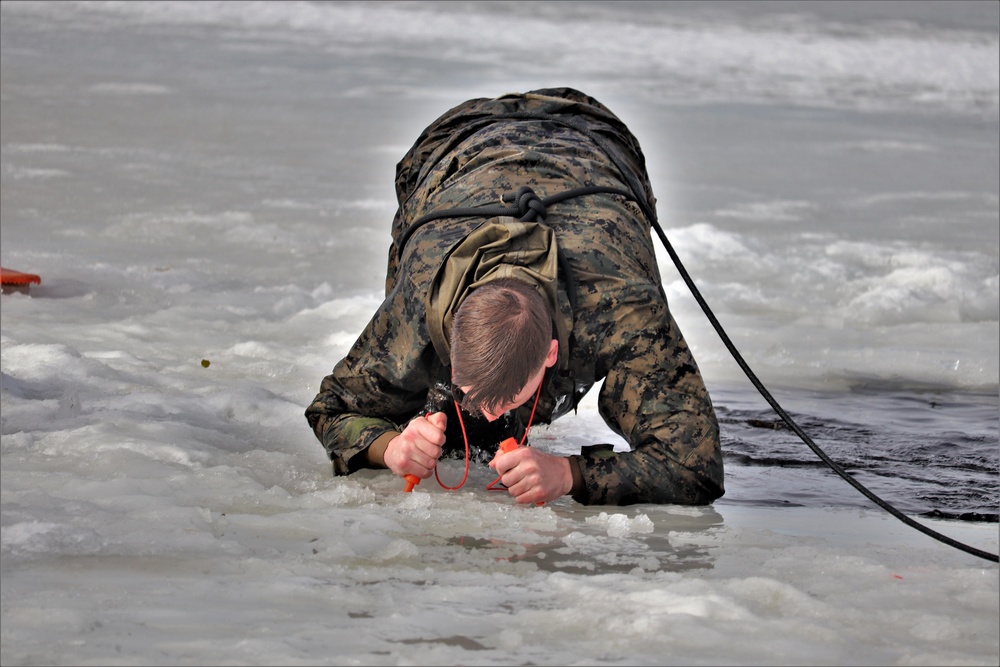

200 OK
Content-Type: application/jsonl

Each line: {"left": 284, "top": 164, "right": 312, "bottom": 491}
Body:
{"left": 450, "top": 278, "right": 553, "bottom": 414}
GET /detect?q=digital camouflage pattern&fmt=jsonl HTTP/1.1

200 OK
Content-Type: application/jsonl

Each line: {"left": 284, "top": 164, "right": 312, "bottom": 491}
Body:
{"left": 305, "top": 87, "right": 724, "bottom": 505}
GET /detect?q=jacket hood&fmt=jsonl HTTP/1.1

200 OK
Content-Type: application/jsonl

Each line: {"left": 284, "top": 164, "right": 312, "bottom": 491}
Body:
{"left": 425, "top": 216, "right": 570, "bottom": 369}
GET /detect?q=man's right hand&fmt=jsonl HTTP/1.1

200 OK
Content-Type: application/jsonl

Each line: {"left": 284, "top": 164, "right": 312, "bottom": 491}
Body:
{"left": 383, "top": 412, "right": 447, "bottom": 479}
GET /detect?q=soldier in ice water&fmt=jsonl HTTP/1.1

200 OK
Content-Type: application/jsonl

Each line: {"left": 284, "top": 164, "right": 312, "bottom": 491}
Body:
{"left": 306, "top": 88, "right": 724, "bottom": 506}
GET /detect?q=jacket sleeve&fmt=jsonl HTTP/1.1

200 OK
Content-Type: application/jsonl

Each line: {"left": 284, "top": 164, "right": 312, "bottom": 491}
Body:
{"left": 304, "top": 289, "right": 442, "bottom": 475}
{"left": 570, "top": 285, "right": 724, "bottom": 506}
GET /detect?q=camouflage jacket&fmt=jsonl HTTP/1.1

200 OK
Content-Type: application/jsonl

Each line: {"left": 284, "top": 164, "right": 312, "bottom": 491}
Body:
{"left": 305, "top": 88, "right": 724, "bottom": 505}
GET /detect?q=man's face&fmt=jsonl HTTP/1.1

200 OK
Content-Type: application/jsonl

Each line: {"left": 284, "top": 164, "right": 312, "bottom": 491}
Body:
{"left": 459, "top": 363, "right": 547, "bottom": 422}
{"left": 456, "top": 339, "right": 559, "bottom": 422}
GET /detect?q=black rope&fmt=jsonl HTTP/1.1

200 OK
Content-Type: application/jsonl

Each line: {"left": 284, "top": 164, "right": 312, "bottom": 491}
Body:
{"left": 397, "top": 184, "right": 633, "bottom": 259}
{"left": 401, "top": 111, "right": 998, "bottom": 563}
{"left": 649, "top": 215, "right": 998, "bottom": 564}
{"left": 552, "top": 114, "right": 997, "bottom": 563}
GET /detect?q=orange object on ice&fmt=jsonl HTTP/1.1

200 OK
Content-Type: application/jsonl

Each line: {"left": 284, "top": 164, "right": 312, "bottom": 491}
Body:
{"left": 1, "top": 267, "right": 41, "bottom": 286}
{"left": 403, "top": 474, "right": 421, "bottom": 493}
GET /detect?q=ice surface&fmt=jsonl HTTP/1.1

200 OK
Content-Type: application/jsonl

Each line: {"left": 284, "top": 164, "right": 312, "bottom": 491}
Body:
{"left": 2, "top": 2, "right": 997, "bottom": 665}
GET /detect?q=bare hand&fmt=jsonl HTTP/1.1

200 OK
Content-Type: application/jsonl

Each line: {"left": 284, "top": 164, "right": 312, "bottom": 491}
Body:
{"left": 384, "top": 412, "right": 447, "bottom": 479}
{"left": 489, "top": 447, "right": 573, "bottom": 504}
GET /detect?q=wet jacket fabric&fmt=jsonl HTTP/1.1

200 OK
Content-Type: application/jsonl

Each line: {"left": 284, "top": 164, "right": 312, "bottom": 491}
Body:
{"left": 305, "top": 88, "right": 724, "bottom": 505}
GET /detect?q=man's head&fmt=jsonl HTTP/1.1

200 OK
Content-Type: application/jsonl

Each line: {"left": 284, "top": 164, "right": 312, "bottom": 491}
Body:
{"left": 450, "top": 277, "right": 558, "bottom": 419}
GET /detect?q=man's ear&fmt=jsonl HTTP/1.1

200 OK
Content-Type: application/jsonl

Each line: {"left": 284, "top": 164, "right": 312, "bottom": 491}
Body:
{"left": 544, "top": 339, "right": 559, "bottom": 368}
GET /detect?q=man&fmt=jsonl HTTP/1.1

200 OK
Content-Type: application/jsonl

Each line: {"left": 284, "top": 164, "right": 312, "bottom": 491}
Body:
{"left": 305, "top": 87, "right": 724, "bottom": 506}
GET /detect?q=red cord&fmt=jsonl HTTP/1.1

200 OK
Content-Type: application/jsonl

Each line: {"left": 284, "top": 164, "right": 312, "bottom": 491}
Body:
{"left": 431, "top": 379, "right": 543, "bottom": 492}
{"left": 434, "top": 399, "right": 471, "bottom": 490}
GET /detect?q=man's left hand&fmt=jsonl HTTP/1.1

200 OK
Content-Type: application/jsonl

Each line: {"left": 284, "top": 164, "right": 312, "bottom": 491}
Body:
{"left": 489, "top": 447, "right": 573, "bottom": 504}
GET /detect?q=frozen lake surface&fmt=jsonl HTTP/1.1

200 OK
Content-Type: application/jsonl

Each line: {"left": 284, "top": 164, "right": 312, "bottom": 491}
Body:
{"left": 2, "top": 2, "right": 997, "bottom": 665}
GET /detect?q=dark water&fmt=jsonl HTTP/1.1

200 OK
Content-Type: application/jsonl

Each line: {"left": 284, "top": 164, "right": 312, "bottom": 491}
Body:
{"left": 714, "top": 385, "right": 999, "bottom": 522}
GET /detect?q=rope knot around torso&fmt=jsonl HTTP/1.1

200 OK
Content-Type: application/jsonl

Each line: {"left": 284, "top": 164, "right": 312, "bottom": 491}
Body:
{"left": 503, "top": 187, "right": 547, "bottom": 222}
